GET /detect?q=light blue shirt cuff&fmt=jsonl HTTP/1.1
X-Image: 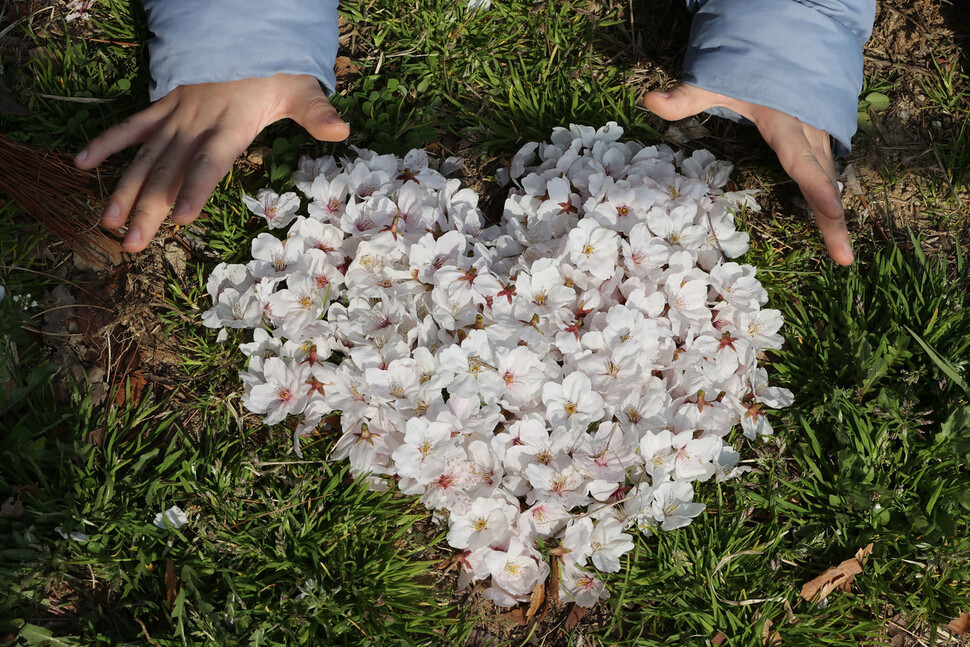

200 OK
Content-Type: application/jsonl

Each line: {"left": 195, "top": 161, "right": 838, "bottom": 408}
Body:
{"left": 144, "top": 0, "right": 339, "bottom": 102}
{"left": 683, "top": 0, "right": 876, "bottom": 155}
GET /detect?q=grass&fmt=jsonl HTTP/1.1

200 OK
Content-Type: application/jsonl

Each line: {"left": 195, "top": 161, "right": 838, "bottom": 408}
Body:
{"left": 331, "top": 0, "right": 653, "bottom": 155}
{"left": 1, "top": 0, "right": 969, "bottom": 646}
{"left": 2, "top": 0, "right": 146, "bottom": 150}
{"left": 0, "top": 368, "right": 470, "bottom": 646}
{"left": 590, "top": 237, "right": 970, "bottom": 646}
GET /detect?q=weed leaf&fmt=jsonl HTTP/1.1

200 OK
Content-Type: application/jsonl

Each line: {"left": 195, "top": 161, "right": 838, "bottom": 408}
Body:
{"left": 903, "top": 325, "right": 969, "bottom": 393}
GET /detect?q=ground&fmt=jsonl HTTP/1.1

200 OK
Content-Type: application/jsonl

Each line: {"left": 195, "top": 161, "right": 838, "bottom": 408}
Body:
{"left": 0, "top": 0, "right": 968, "bottom": 645}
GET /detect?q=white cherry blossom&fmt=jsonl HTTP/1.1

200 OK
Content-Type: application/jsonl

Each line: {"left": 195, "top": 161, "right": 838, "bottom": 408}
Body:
{"left": 244, "top": 357, "right": 309, "bottom": 426}
{"left": 483, "top": 538, "right": 550, "bottom": 604}
{"left": 243, "top": 188, "right": 301, "bottom": 230}
{"left": 566, "top": 218, "right": 619, "bottom": 281}
{"left": 447, "top": 498, "right": 518, "bottom": 551}
{"left": 559, "top": 560, "right": 611, "bottom": 607}
{"left": 542, "top": 371, "right": 606, "bottom": 431}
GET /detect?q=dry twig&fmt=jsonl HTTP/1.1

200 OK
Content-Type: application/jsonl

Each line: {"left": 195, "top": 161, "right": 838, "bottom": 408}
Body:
{"left": 0, "top": 134, "right": 120, "bottom": 265}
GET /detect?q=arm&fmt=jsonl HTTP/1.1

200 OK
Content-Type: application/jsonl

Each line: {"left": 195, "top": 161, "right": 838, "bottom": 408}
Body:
{"left": 144, "top": 0, "right": 339, "bottom": 100}
{"left": 645, "top": 0, "right": 877, "bottom": 265}
{"left": 76, "top": 1, "right": 347, "bottom": 253}
{"left": 683, "top": 0, "right": 875, "bottom": 155}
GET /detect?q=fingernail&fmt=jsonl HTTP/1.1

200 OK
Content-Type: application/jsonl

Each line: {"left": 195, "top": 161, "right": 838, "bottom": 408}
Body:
{"left": 656, "top": 91, "right": 671, "bottom": 99}
{"left": 124, "top": 227, "right": 142, "bottom": 249}
{"left": 326, "top": 113, "right": 345, "bottom": 125}
{"left": 101, "top": 203, "right": 120, "bottom": 225}
{"left": 173, "top": 200, "right": 192, "bottom": 220}
{"left": 842, "top": 242, "right": 854, "bottom": 260}
{"left": 75, "top": 149, "right": 88, "bottom": 164}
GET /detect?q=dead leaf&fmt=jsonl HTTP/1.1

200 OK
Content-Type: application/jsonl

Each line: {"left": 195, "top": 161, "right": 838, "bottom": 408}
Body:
{"left": 526, "top": 581, "right": 545, "bottom": 621}
{"left": 112, "top": 369, "right": 147, "bottom": 407}
{"left": 245, "top": 144, "right": 273, "bottom": 166}
{"left": 547, "top": 555, "right": 560, "bottom": 607}
{"left": 563, "top": 603, "right": 586, "bottom": 632}
{"left": 14, "top": 484, "right": 38, "bottom": 498}
{"left": 712, "top": 631, "right": 727, "bottom": 645}
{"left": 320, "top": 413, "right": 342, "bottom": 434}
{"left": 435, "top": 557, "right": 453, "bottom": 571}
{"left": 496, "top": 607, "right": 527, "bottom": 626}
{"left": 163, "top": 241, "right": 187, "bottom": 278}
{"left": 948, "top": 612, "right": 970, "bottom": 635}
{"left": 839, "top": 163, "right": 864, "bottom": 197}
{"left": 85, "top": 427, "right": 105, "bottom": 446}
{"left": 0, "top": 496, "right": 25, "bottom": 519}
{"left": 334, "top": 56, "right": 360, "bottom": 78}
{"left": 467, "top": 629, "right": 500, "bottom": 646}
{"left": 164, "top": 558, "right": 178, "bottom": 610}
{"left": 799, "top": 543, "right": 873, "bottom": 603}
{"left": 761, "top": 618, "right": 782, "bottom": 645}
{"left": 664, "top": 117, "right": 710, "bottom": 145}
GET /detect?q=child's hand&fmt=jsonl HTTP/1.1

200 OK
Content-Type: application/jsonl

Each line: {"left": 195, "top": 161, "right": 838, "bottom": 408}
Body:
{"left": 643, "top": 84, "right": 853, "bottom": 266}
{"left": 75, "top": 73, "right": 349, "bottom": 253}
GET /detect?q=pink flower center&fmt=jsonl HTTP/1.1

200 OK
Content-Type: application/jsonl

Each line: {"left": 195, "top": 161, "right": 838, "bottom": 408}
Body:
{"left": 577, "top": 574, "right": 597, "bottom": 591}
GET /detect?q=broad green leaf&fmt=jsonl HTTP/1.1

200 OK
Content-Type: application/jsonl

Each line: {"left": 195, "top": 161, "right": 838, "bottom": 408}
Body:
{"left": 19, "top": 624, "right": 52, "bottom": 644}
{"left": 866, "top": 91, "right": 890, "bottom": 111}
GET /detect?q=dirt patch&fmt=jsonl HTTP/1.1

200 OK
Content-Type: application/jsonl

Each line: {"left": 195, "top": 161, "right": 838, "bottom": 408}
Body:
{"left": 28, "top": 234, "right": 199, "bottom": 414}
{"left": 846, "top": 0, "right": 970, "bottom": 254}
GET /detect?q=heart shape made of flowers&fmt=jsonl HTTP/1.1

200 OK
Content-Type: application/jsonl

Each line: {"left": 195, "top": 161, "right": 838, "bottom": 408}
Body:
{"left": 203, "top": 123, "right": 793, "bottom": 608}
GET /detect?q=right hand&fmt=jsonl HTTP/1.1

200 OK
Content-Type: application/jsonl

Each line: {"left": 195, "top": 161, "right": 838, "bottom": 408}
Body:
{"left": 644, "top": 84, "right": 854, "bottom": 266}
{"left": 75, "top": 73, "right": 349, "bottom": 253}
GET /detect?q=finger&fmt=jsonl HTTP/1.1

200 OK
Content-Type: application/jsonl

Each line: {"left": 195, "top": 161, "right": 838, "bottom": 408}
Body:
{"left": 813, "top": 203, "right": 853, "bottom": 266}
{"left": 99, "top": 132, "right": 177, "bottom": 229}
{"left": 642, "top": 83, "right": 719, "bottom": 122}
{"left": 808, "top": 128, "right": 838, "bottom": 186}
{"left": 123, "top": 138, "right": 197, "bottom": 253}
{"left": 287, "top": 77, "right": 350, "bottom": 142}
{"left": 171, "top": 132, "right": 247, "bottom": 226}
{"left": 766, "top": 121, "right": 853, "bottom": 265}
{"left": 809, "top": 142, "right": 853, "bottom": 265}
{"left": 75, "top": 102, "right": 168, "bottom": 169}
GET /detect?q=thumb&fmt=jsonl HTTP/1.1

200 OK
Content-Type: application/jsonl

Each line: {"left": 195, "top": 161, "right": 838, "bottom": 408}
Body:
{"left": 642, "top": 83, "right": 718, "bottom": 122}
{"left": 290, "top": 79, "right": 350, "bottom": 142}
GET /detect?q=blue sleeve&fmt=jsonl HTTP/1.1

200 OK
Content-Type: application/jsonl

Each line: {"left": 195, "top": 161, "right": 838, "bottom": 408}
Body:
{"left": 143, "top": 0, "right": 339, "bottom": 102}
{"left": 683, "top": 0, "right": 876, "bottom": 154}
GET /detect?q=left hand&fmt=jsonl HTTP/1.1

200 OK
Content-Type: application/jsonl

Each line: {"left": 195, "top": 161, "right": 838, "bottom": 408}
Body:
{"left": 643, "top": 83, "right": 853, "bottom": 266}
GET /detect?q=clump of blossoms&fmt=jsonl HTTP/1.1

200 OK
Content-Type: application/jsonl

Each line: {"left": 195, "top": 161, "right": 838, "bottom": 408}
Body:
{"left": 203, "top": 123, "right": 793, "bottom": 608}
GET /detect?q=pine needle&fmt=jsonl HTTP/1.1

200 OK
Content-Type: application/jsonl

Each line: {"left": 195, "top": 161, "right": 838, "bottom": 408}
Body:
{"left": 0, "top": 134, "right": 120, "bottom": 265}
